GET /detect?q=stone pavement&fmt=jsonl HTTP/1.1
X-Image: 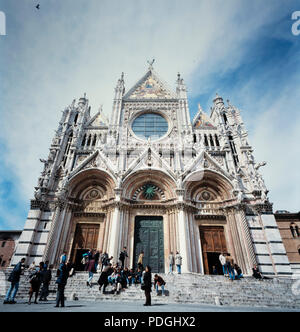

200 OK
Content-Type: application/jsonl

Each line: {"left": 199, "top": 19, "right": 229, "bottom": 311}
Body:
{"left": 1, "top": 299, "right": 300, "bottom": 312}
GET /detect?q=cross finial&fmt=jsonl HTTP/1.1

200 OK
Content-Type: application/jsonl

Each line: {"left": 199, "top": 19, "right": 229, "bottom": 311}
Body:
{"left": 147, "top": 59, "right": 155, "bottom": 70}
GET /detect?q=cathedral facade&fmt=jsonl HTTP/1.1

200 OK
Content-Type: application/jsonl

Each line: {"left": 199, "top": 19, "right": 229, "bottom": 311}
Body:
{"left": 12, "top": 64, "right": 293, "bottom": 276}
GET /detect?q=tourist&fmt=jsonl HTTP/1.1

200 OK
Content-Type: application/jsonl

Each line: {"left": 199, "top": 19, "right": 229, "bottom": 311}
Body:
{"left": 122, "top": 267, "right": 130, "bottom": 287}
{"left": 86, "top": 249, "right": 97, "bottom": 287}
{"left": 3, "top": 257, "right": 26, "bottom": 304}
{"left": 44, "top": 260, "right": 49, "bottom": 270}
{"left": 67, "top": 261, "right": 75, "bottom": 277}
{"left": 136, "top": 267, "right": 143, "bottom": 284}
{"left": 113, "top": 268, "right": 123, "bottom": 294}
{"left": 175, "top": 251, "right": 182, "bottom": 274}
{"left": 154, "top": 274, "right": 166, "bottom": 296}
{"left": 81, "top": 252, "right": 89, "bottom": 271}
{"left": 142, "top": 265, "right": 152, "bottom": 306}
{"left": 212, "top": 266, "right": 218, "bottom": 275}
{"left": 127, "top": 268, "right": 136, "bottom": 286}
{"left": 94, "top": 250, "right": 100, "bottom": 271}
{"left": 28, "top": 261, "right": 36, "bottom": 273}
{"left": 98, "top": 263, "right": 113, "bottom": 293}
{"left": 252, "top": 265, "right": 270, "bottom": 280}
{"left": 228, "top": 258, "right": 235, "bottom": 281}
{"left": 225, "top": 254, "right": 232, "bottom": 278}
{"left": 168, "top": 252, "right": 174, "bottom": 274}
{"left": 108, "top": 268, "right": 117, "bottom": 285}
{"left": 60, "top": 251, "right": 67, "bottom": 264}
{"left": 137, "top": 251, "right": 144, "bottom": 270}
{"left": 55, "top": 261, "right": 69, "bottom": 308}
{"left": 28, "top": 262, "right": 44, "bottom": 305}
{"left": 234, "top": 263, "right": 243, "bottom": 280}
{"left": 102, "top": 253, "right": 113, "bottom": 270}
{"left": 39, "top": 264, "right": 53, "bottom": 301}
{"left": 119, "top": 246, "right": 128, "bottom": 269}
{"left": 219, "top": 253, "right": 227, "bottom": 276}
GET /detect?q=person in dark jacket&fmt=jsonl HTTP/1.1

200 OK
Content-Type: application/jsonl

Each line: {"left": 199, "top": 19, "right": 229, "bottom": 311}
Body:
{"left": 39, "top": 264, "right": 53, "bottom": 301}
{"left": 98, "top": 263, "right": 113, "bottom": 294}
{"left": 86, "top": 249, "right": 97, "bottom": 287}
{"left": 143, "top": 265, "right": 152, "bottom": 306}
{"left": 119, "top": 247, "right": 128, "bottom": 269}
{"left": 3, "top": 258, "right": 26, "bottom": 304}
{"left": 55, "top": 262, "right": 69, "bottom": 307}
{"left": 28, "top": 262, "right": 44, "bottom": 305}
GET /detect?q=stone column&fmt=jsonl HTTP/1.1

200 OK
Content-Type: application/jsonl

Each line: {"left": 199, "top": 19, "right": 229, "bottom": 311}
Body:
{"left": 42, "top": 201, "right": 65, "bottom": 266}
{"left": 176, "top": 190, "right": 191, "bottom": 273}
{"left": 107, "top": 189, "right": 122, "bottom": 262}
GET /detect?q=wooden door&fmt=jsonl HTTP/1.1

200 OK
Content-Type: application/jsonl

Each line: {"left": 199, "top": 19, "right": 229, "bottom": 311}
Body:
{"left": 71, "top": 223, "right": 100, "bottom": 266}
{"left": 200, "top": 226, "right": 227, "bottom": 274}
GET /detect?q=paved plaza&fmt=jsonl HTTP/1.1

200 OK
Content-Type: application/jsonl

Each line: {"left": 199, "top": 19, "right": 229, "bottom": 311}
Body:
{"left": 1, "top": 299, "right": 299, "bottom": 312}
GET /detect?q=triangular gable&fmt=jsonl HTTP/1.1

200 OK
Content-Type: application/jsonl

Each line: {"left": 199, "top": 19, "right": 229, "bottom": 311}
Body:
{"left": 193, "top": 109, "right": 216, "bottom": 129}
{"left": 123, "top": 145, "right": 176, "bottom": 180}
{"left": 123, "top": 70, "right": 176, "bottom": 100}
{"left": 183, "top": 151, "right": 232, "bottom": 181}
{"left": 69, "top": 150, "right": 117, "bottom": 180}
{"left": 86, "top": 109, "right": 108, "bottom": 127}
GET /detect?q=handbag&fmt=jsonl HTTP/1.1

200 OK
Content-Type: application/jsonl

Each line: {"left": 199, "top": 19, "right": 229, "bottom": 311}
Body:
{"left": 141, "top": 283, "right": 146, "bottom": 290}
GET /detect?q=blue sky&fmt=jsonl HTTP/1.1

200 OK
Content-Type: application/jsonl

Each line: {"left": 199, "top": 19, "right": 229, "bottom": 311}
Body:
{"left": 0, "top": 0, "right": 299, "bottom": 230}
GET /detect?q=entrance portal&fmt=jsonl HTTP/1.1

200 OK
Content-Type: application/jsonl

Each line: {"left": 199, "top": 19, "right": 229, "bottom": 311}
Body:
{"left": 71, "top": 223, "right": 100, "bottom": 270}
{"left": 199, "top": 226, "right": 228, "bottom": 275}
{"left": 133, "top": 216, "right": 164, "bottom": 273}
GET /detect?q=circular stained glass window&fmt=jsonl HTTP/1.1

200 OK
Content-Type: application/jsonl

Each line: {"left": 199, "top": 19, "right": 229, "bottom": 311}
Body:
{"left": 132, "top": 113, "right": 168, "bottom": 140}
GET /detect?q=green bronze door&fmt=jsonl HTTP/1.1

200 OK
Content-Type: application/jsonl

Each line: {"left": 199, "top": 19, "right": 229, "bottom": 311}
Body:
{"left": 134, "top": 216, "right": 164, "bottom": 273}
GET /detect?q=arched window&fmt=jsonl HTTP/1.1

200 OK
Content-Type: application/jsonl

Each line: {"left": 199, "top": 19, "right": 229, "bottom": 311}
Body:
{"left": 63, "top": 131, "right": 73, "bottom": 167}
{"left": 92, "top": 134, "right": 97, "bottom": 147}
{"left": 74, "top": 113, "right": 79, "bottom": 125}
{"left": 209, "top": 134, "right": 214, "bottom": 147}
{"left": 228, "top": 135, "right": 239, "bottom": 166}
{"left": 223, "top": 113, "right": 228, "bottom": 125}
{"left": 204, "top": 134, "right": 209, "bottom": 147}
{"left": 193, "top": 134, "right": 197, "bottom": 143}
{"left": 87, "top": 135, "right": 92, "bottom": 147}
{"left": 81, "top": 134, "right": 86, "bottom": 147}
{"left": 215, "top": 134, "right": 220, "bottom": 147}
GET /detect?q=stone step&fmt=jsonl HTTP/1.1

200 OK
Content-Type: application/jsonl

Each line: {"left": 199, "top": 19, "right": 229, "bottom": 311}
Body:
{"left": 1, "top": 270, "right": 300, "bottom": 309}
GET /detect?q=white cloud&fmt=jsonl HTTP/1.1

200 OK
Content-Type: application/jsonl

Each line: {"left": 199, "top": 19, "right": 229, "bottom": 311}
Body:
{"left": 0, "top": 0, "right": 299, "bottom": 228}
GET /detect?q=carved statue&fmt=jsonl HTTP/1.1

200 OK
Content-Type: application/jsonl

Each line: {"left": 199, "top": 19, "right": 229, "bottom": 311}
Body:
{"left": 254, "top": 161, "right": 267, "bottom": 170}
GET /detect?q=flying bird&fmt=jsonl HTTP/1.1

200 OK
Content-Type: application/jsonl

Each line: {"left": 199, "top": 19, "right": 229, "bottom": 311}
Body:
{"left": 36, "top": 4, "right": 40, "bottom": 10}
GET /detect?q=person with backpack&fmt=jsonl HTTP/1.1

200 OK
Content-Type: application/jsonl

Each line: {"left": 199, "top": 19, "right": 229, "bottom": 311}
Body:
{"left": 119, "top": 247, "right": 128, "bottom": 269}
{"left": 3, "top": 257, "right": 26, "bottom": 304}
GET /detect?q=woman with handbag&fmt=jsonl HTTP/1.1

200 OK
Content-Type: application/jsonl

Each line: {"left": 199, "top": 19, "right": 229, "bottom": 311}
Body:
{"left": 142, "top": 265, "right": 152, "bottom": 306}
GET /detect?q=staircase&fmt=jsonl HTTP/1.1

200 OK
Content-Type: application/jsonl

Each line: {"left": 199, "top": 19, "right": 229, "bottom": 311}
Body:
{"left": 1, "top": 269, "right": 300, "bottom": 309}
